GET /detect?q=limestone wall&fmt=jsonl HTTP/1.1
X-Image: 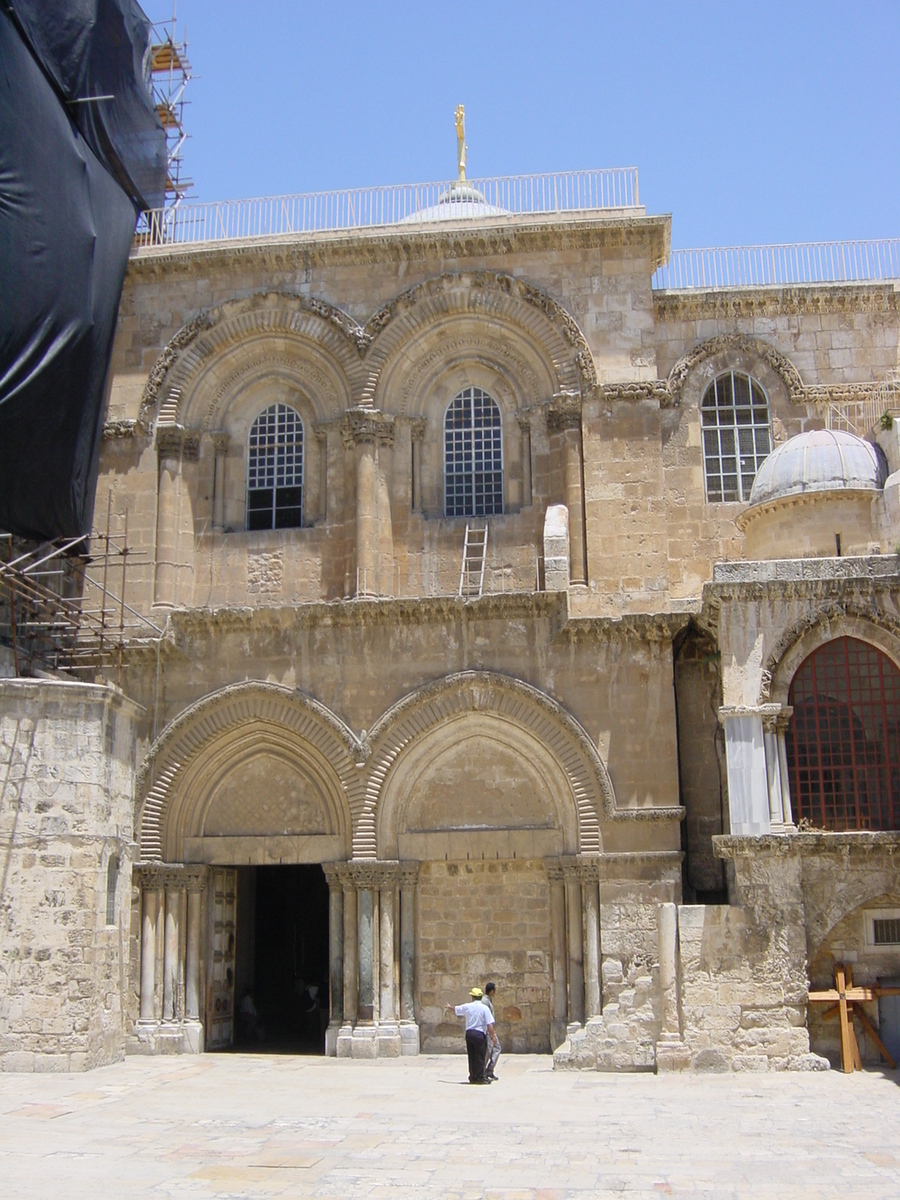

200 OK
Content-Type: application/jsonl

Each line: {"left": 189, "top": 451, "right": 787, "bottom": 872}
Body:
{"left": 0, "top": 681, "right": 140, "bottom": 1072}
{"left": 416, "top": 859, "right": 551, "bottom": 1053}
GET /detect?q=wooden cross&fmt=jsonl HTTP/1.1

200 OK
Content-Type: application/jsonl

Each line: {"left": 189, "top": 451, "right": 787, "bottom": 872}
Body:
{"left": 808, "top": 963, "right": 900, "bottom": 1073}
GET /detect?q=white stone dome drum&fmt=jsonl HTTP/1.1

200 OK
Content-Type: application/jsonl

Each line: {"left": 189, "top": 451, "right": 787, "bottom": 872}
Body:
{"left": 740, "top": 429, "right": 887, "bottom": 559}
{"left": 748, "top": 428, "right": 886, "bottom": 506}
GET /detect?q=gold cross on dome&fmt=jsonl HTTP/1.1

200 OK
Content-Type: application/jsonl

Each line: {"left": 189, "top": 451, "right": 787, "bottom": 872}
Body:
{"left": 455, "top": 105, "right": 467, "bottom": 182}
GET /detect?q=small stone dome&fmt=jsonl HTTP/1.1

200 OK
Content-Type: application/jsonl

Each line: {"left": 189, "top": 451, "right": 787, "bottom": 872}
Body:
{"left": 400, "top": 182, "right": 507, "bottom": 223}
{"left": 748, "top": 429, "right": 887, "bottom": 507}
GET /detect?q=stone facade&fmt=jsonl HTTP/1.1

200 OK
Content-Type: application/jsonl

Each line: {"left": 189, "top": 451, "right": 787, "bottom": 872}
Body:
{"left": 2, "top": 196, "right": 900, "bottom": 1072}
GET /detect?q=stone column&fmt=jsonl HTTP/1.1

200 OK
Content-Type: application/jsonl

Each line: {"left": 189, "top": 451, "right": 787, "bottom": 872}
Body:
{"left": 378, "top": 866, "right": 401, "bottom": 1056}
{"left": 336, "top": 871, "right": 358, "bottom": 1057}
{"left": 410, "top": 419, "right": 426, "bottom": 514}
{"left": 322, "top": 865, "right": 344, "bottom": 1055}
{"left": 720, "top": 704, "right": 784, "bottom": 834}
{"left": 154, "top": 430, "right": 181, "bottom": 607}
{"left": 211, "top": 432, "right": 229, "bottom": 532}
{"left": 315, "top": 427, "right": 328, "bottom": 523}
{"left": 184, "top": 869, "right": 206, "bottom": 1053}
{"left": 547, "top": 396, "right": 586, "bottom": 586}
{"left": 655, "top": 902, "right": 690, "bottom": 1071}
{"left": 777, "top": 712, "right": 795, "bottom": 827}
{"left": 518, "top": 414, "right": 533, "bottom": 508}
{"left": 139, "top": 881, "right": 159, "bottom": 1023}
{"left": 764, "top": 708, "right": 795, "bottom": 828}
{"left": 581, "top": 862, "right": 601, "bottom": 1020}
{"left": 163, "top": 877, "right": 182, "bottom": 1021}
{"left": 563, "top": 863, "right": 585, "bottom": 1029}
{"left": 342, "top": 410, "right": 394, "bottom": 599}
{"left": 399, "top": 862, "right": 420, "bottom": 1055}
{"left": 546, "top": 861, "right": 568, "bottom": 1049}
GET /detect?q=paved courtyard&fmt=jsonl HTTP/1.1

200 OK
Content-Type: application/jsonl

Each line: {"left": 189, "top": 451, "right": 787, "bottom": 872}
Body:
{"left": 1, "top": 1053, "right": 898, "bottom": 1199}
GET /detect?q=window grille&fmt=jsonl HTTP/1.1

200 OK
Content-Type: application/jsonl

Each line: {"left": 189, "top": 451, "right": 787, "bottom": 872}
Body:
{"left": 701, "top": 371, "right": 771, "bottom": 502}
{"left": 106, "top": 855, "right": 118, "bottom": 926}
{"left": 247, "top": 404, "right": 303, "bottom": 530}
{"left": 785, "top": 637, "right": 900, "bottom": 832}
{"left": 873, "top": 918, "right": 900, "bottom": 945}
{"left": 444, "top": 387, "right": 504, "bottom": 517}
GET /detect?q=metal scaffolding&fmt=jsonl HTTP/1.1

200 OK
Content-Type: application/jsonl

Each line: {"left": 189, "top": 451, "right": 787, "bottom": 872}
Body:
{"left": 0, "top": 497, "right": 164, "bottom": 679}
{"left": 137, "top": 4, "right": 193, "bottom": 239}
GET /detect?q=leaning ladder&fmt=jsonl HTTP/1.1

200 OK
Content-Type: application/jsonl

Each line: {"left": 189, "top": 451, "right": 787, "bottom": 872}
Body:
{"left": 459, "top": 523, "right": 488, "bottom": 598}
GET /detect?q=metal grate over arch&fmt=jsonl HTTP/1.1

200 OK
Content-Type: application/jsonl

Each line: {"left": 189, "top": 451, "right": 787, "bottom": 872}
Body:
{"left": 786, "top": 636, "right": 900, "bottom": 831}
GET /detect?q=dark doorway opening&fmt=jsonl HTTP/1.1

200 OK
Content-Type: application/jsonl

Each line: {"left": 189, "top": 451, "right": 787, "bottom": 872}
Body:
{"left": 233, "top": 864, "right": 329, "bottom": 1053}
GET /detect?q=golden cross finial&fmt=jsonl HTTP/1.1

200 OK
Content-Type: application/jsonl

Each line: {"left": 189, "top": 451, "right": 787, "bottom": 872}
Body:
{"left": 454, "top": 104, "right": 467, "bottom": 182}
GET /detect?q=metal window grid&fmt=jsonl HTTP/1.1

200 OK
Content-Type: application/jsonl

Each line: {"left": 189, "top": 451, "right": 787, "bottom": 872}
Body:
{"left": 701, "top": 371, "right": 771, "bottom": 503}
{"left": 444, "top": 387, "right": 504, "bottom": 518}
{"left": 786, "top": 637, "right": 900, "bottom": 832}
{"left": 247, "top": 404, "right": 304, "bottom": 528}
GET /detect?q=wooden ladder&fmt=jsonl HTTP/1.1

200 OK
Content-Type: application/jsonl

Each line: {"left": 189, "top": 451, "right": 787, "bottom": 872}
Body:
{"left": 459, "top": 523, "right": 488, "bottom": 598}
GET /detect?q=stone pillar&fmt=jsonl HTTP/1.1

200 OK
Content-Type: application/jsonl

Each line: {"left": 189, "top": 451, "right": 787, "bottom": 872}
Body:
{"left": 563, "top": 864, "right": 585, "bottom": 1029}
{"left": 546, "top": 861, "right": 568, "bottom": 1049}
{"left": 357, "top": 883, "right": 375, "bottom": 1021}
{"left": 378, "top": 867, "right": 401, "bottom": 1056}
{"left": 719, "top": 705, "right": 784, "bottom": 835}
{"left": 518, "top": 414, "right": 532, "bottom": 508}
{"left": 163, "top": 879, "right": 181, "bottom": 1021}
{"left": 337, "top": 872, "right": 358, "bottom": 1057}
{"left": 315, "top": 427, "right": 328, "bottom": 523}
{"left": 655, "top": 902, "right": 690, "bottom": 1071}
{"left": 547, "top": 396, "right": 586, "bottom": 587}
{"left": 139, "top": 883, "right": 159, "bottom": 1023}
{"left": 322, "top": 865, "right": 344, "bottom": 1056}
{"left": 211, "top": 432, "right": 229, "bottom": 532}
{"left": 582, "top": 863, "right": 601, "bottom": 1020}
{"left": 154, "top": 431, "right": 181, "bottom": 607}
{"left": 342, "top": 410, "right": 394, "bottom": 599}
{"left": 399, "top": 862, "right": 420, "bottom": 1055}
{"left": 410, "top": 419, "right": 426, "bottom": 514}
{"left": 763, "top": 708, "right": 795, "bottom": 828}
{"left": 184, "top": 869, "right": 206, "bottom": 1053}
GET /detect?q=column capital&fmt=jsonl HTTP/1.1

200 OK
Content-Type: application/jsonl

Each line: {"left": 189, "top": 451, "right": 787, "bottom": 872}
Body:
{"left": 338, "top": 859, "right": 401, "bottom": 889}
{"left": 210, "top": 430, "right": 230, "bottom": 454}
{"left": 340, "top": 408, "right": 395, "bottom": 449}
{"left": 409, "top": 418, "right": 427, "bottom": 444}
{"left": 156, "top": 423, "right": 201, "bottom": 462}
{"left": 559, "top": 854, "right": 602, "bottom": 882}
{"left": 545, "top": 393, "right": 583, "bottom": 433}
{"left": 399, "top": 861, "right": 420, "bottom": 887}
{"left": 718, "top": 703, "right": 784, "bottom": 728}
{"left": 135, "top": 862, "right": 206, "bottom": 891}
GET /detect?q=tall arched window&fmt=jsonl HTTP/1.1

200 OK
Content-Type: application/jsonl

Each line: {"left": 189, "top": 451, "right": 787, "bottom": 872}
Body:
{"left": 785, "top": 637, "right": 900, "bottom": 831}
{"left": 444, "top": 387, "right": 503, "bottom": 517}
{"left": 247, "top": 404, "right": 303, "bottom": 530}
{"left": 701, "top": 371, "right": 771, "bottom": 502}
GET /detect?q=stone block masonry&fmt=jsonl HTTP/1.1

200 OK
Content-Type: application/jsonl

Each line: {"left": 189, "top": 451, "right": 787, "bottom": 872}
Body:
{"left": 0, "top": 681, "right": 140, "bottom": 1072}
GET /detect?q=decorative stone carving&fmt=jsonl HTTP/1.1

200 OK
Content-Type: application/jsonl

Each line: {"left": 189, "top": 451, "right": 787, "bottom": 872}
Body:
{"left": 138, "top": 311, "right": 215, "bottom": 432}
{"left": 340, "top": 408, "right": 395, "bottom": 449}
{"left": 654, "top": 283, "right": 900, "bottom": 321}
{"left": 667, "top": 333, "right": 805, "bottom": 404}
{"left": 545, "top": 394, "right": 583, "bottom": 432}
{"left": 102, "top": 419, "right": 139, "bottom": 439}
{"left": 156, "top": 424, "right": 201, "bottom": 462}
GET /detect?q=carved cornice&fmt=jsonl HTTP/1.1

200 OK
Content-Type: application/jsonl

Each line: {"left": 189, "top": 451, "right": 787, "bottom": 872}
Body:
{"left": 340, "top": 408, "right": 395, "bottom": 448}
{"left": 655, "top": 283, "right": 900, "bottom": 321}
{"left": 600, "top": 380, "right": 674, "bottom": 408}
{"left": 545, "top": 393, "right": 583, "bottom": 432}
{"left": 556, "top": 612, "right": 690, "bottom": 646}
{"left": 156, "top": 424, "right": 201, "bottom": 461}
{"left": 714, "top": 831, "right": 900, "bottom": 858}
{"left": 129, "top": 212, "right": 671, "bottom": 276}
{"left": 102, "top": 419, "right": 140, "bottom": 440}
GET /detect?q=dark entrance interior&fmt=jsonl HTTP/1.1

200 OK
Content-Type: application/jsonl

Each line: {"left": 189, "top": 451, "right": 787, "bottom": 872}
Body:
{"left": 233, "top": 864, "right": 329, "bottom": 1053}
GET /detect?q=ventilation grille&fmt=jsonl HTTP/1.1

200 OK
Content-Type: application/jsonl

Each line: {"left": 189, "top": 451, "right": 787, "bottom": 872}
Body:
{"left": 873, "top": 917, "right": 900, "bottom": 945}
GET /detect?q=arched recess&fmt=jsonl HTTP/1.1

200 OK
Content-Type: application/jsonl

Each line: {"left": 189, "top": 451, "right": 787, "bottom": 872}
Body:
{"left": 760, "top": 605, "right": 900, "bottom": 706}
{"left": 138, "top": 292, "right": 368, "bottom": 432}
{"left": 361, "top": 271, "right": 596, "bottom": 413}
{"left": 355, "top": 671, "right": 616, "bottom": 858}
{"left": 136, "top": 682, "right": 366, "bottom": 862}
{"left": 667, "top": 333, "right": 804, "bottom": 408}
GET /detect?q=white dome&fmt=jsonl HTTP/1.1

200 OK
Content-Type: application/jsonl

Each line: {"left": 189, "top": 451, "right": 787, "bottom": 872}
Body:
{"left": 748, "top": 429, "right": 887, "bottom": 506}
{"left": 399, "top": 182, "right": 507, "bottom": 224}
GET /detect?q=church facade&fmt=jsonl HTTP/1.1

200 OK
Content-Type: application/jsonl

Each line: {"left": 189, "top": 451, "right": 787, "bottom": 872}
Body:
{"left": 2, "top": 179, "right": 900, "bottom": 1072}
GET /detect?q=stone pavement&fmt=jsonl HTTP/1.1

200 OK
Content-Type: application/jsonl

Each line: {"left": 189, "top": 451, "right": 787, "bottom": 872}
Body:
{"left": 1, "top": 1053, "right": 899, "bottom": 1199}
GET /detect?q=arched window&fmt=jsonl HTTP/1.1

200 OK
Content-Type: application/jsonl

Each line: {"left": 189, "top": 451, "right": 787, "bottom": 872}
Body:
{"left": 701, "top": 371, "right": 771, "bottom": 502}
{"left": 785, "top": 637, "right": 900, "bottom": 831}
{"left": 444, "top": 387, "right": 503, "bottom": 517}
{"left": 246, "top": 404, "right": 303, "bottom": 530}
{"left": 106, "top": 855, "right": 118, "bottom": 925}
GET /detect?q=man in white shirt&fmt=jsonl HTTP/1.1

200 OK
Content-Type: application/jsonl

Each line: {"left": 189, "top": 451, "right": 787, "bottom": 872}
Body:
{"left": 444, "top": 986, "right": 498, "bottom": 1084}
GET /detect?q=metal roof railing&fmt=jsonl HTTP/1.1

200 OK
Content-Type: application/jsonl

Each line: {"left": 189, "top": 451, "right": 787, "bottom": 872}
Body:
{"left": 653, "top": 239, "right": 900, "bottom": 291}
{"left": 135, "top": 168, "right": 640, "bottom": 247}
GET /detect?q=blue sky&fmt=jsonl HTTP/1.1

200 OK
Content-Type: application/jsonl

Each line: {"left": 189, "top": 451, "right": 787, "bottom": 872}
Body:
{"left": 153, "top": 1, "right": 899, "bottom": 248}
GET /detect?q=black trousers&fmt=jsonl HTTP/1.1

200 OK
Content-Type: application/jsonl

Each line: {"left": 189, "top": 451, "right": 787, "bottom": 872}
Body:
{"left": 465, "top": 1029, "right": 487, "bottom": 1082}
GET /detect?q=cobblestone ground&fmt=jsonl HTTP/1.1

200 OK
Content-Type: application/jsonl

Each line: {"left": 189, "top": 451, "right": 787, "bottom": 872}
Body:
{"left": 1, "top": 1053, "right": 899, "bottom": 1199}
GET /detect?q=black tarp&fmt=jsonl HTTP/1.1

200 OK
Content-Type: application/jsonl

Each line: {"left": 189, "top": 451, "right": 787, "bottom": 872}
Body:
{"left": 0, "top": 1, "right": 166, "bottom": 540}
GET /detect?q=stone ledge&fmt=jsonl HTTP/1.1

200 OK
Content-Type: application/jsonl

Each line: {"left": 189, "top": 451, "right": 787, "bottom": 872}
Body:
{"left": 714, "top": 831, "right": 900, "bottom": 858}
{"left": 711, "top": 554, "right": 900, "bottom": 586}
